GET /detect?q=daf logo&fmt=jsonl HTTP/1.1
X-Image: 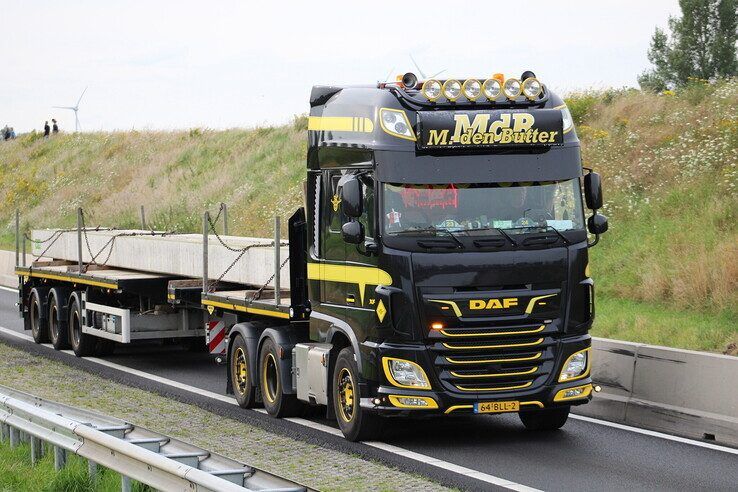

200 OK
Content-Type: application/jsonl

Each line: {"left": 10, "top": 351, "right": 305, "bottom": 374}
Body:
{"left": 469, "top": 298, "right": 519, "bottom": 310}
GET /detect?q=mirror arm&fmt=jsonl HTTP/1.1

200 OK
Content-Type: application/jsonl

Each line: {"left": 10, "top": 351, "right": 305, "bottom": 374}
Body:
{"left": 587, "top": 233, "right": 600, "bottom": 248}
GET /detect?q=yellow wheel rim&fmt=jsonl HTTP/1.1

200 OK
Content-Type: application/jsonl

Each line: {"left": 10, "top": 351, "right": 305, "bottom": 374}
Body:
{"left": 234, "top": 347, "right": 248, "bottom": 396}
{"left": 262, "top": 352, "right": 279, "bottom": 404}
{"left": 337, "top": 367, "right": 355, "bottom": 423}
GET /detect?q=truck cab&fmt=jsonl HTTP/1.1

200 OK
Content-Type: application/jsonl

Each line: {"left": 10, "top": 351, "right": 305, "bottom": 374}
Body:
{"left": 300, "top": 72, "right": 608, "bottom": 440}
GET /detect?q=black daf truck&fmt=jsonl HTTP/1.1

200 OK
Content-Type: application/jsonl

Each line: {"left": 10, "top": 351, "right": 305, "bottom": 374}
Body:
{"left": 18, "top": 70, "right": 608, "bottom": 442}
{"left": 245, "top": 70, "right": 609, "bottom": 441}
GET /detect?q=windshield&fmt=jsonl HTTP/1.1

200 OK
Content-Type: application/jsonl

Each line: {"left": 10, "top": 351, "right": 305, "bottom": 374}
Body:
{"left": 382, "top": 179, "right": 585, "bottom": 235}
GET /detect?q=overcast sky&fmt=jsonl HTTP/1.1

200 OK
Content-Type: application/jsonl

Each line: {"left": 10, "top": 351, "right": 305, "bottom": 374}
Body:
{"left": 1, "top": 1, "right": 680, "bottom": 133}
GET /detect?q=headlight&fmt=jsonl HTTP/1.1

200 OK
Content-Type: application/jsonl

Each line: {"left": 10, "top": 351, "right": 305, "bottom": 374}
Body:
{"left": 379, "top": 108, "right": 415, "bottom": 141}
{"left": 559, "top": 348, "right": 590, "bottom": 382}
{"left": 383, "top": 357, "right": 431, "bottom": 389}
{"left": 503, "top": 78, "right": 522, "bottom": 99}
{"left": 560, "top": 105, "right": 574, "bottom": 133}
{"left": 482, "top": 78, "right": 502, "bottom": 100}
{"left": 442, "top": 79, "right": 462, "bottom": 101}
{"left": 421, "top": 79, "right": 442, "bottom": 101}
{"left": 522, "top": 77, "right": 542, "bottom": 99}
{"left": 462, "top": 79, "right": 481, "bottom": 101}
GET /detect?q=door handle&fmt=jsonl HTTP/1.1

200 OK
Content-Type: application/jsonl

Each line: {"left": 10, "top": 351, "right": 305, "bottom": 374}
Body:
{"left": 346, "top": 294, "right": 356, "bottom": 304}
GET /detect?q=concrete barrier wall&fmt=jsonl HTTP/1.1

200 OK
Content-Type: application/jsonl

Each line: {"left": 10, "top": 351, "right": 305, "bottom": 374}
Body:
{"left": 0, "top": 251, "right": 735, "bottom": 446}
{"left": 578, "top": 338, "right": 738, "bottom": 447}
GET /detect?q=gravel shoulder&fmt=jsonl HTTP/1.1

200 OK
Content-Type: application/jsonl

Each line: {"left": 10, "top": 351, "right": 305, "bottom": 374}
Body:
{"left": 0, "top": 342, "right": 449, "bottom": 491}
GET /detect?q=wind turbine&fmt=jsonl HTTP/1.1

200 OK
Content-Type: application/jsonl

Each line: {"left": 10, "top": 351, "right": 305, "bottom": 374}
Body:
{"left": 409, "top": 54, "right": 446, "bottom": 79}
{"left": 53, "top": 87, "right": 87, "bottom": 132}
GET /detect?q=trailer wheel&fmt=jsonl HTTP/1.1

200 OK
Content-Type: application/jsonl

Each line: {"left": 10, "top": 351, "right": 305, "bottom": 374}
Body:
{"left": 519, "top": 406, "right": 570, "bottom": 431}
{"left": 333, "top": 347, "right": 383, "bottom": 442}
{"left": 29, "top": 288, "right": 49, "bottom": 344}
{"left": 48, "top": 288, "right": 70, "bottom": 350}
{"left": 229, "top": 334, "right": 257, "bottom": 408}
{"left": 259, "top": 338, "right": 302, "bottom": 417}
{"left": 69, "top": 294, "right": 94, "bottom": 357}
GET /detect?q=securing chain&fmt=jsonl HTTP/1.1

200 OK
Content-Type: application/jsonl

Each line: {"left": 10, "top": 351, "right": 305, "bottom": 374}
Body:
{"left": 249, "top": 254, "right": 290, "bottom": 302}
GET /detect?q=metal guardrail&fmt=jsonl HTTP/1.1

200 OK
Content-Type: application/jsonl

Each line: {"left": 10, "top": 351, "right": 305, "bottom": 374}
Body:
{"left": 0, "top": 385, "right": 308, "bottom": 492}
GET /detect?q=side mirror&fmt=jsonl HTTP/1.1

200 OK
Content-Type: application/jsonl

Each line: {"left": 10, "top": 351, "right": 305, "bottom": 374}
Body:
{"left": 587, "top": 214, "right": 608, "bottom": 235}
{"left": 584, "top": 172, "right": 603, "bottom": 210}
{"left": 341, "top": 178, "right": 363, "bottom": 218}
{"left": 342, "top": 221, "right": 365, "bottom": 244}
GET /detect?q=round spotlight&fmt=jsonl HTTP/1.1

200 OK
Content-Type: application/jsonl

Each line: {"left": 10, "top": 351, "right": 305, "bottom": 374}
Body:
{"left": 402, "top": 72, "right": 418, "bottom": 88}
{"left": 462, "top": 79, "right": 481, "bottom": 101}
{"left": 503, "top": 78, "right": 522, "bottom": 99}
{"left": 482, "top": 78, "right": 502, "bottom": 100}
{"left": 422, "top": 79, "right": 442, "bottom": 101}
{"left": 442, "top": 80, "right": 462, "bottom": 101}
{"left": 522, "top": 77, "right": 542, "bottom": 99}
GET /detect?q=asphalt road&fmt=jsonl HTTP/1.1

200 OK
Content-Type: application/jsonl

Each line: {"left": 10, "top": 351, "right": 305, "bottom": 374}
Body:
{"left": 0, "top": 288, "right": 736, "bottom": 491}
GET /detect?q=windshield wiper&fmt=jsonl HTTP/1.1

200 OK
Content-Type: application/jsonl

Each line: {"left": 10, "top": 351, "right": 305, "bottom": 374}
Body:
{"left": 461, "top": 226, "right": 518, "bottom": 246}
{"left": 393, "top": 227, "right": 464, "bottom": 249}
{"left": 500, "top": 225, "right": 570, "bottom": 245}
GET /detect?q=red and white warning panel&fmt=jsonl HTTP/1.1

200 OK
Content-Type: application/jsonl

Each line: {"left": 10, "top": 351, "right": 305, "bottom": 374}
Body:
{"left": 206, "top": 321, "right": 227, "bottom": 355}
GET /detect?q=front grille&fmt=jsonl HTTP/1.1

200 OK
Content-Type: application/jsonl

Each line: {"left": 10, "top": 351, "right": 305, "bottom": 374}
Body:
{"left": 430, "top": 322, "right": 558, "bottom": 394}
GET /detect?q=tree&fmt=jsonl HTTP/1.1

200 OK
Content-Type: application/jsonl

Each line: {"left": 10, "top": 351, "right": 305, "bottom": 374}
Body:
{"left": 639, "top": 0, "right": 737, "bottom": 90}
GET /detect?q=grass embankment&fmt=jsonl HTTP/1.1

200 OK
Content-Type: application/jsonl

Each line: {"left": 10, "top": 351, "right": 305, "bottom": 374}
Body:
{"left": 0, "top": 82, "right": 735, "bottom": 352}
{"left": 567, "top": 80, "right": 737, "bottom": 352}
{"left": 0, "top": 440, "right": 149, "bottom": 491}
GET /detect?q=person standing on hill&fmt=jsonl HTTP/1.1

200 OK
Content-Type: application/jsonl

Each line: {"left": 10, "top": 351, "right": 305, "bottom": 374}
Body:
{"left": 52, "top": 119, "right": 59, "bottom": 134}
{"left": 43, "top": 121, "right": 50, "bottom": 138}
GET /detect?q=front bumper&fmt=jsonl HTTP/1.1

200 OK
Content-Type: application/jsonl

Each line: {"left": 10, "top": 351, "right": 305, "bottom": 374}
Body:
{"left": 360, "top": 334, "right": 593, "bottom": 416}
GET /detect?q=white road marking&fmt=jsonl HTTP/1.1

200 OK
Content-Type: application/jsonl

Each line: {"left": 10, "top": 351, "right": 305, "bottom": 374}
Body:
{"left": 570, "top": 414, "right": 738, "bottom": 456}
{"left": 0, "top": 285, "right": 17, "bottom": 293}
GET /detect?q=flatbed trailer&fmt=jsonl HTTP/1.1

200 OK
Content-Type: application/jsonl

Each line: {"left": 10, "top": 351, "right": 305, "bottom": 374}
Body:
{"left": 17, "top": 70, "right": 609, "bottom": 441}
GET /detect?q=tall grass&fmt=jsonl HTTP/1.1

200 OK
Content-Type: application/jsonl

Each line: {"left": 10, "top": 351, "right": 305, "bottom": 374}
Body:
{"left": 0, "top": 439, "right": 151, "bottom": 491}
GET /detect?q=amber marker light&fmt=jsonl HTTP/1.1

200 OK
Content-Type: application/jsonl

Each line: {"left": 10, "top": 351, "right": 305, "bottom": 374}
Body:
{"left": 431, "top": 322, "right": 445, "bottom": 330}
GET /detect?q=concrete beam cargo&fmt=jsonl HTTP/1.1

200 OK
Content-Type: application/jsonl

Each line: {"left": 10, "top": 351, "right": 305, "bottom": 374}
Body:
{"left": 31, "top": 229, "right": 290, "bottom": 289}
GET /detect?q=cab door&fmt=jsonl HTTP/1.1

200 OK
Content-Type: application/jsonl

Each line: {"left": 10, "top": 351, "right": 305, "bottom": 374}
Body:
{"left": 319, "top": 170, "right": 348, "bottom": 308}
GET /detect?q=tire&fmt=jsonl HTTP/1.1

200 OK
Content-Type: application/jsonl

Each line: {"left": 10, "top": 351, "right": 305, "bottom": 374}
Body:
{"left": 48, "top": 288, "right": 70, "bottom": 350}
{"left": 259, "top": 338, "right": 302, "bottom": 417}
{"left": 333, "top": 347, "right": 383, "bottom": 442}
{"left": 29, "top": 288, "right": 49, "bottom": 344}
{"left": 519, "top": 406, "right": 570, "bottom": 431}
{"left": 230, "top": 334, "right": 257, "bottom": 408}
{"left": 69, "top": 293, "right": 95, "bottom": 357}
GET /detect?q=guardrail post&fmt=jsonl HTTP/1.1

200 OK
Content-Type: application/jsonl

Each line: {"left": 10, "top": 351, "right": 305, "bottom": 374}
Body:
{"left": 202, "top": 211, "right": 209, "bottom": 293}
{"left": 77, "top": 207, "right": 83, "bottom": 273}
{"left": 0, "top": 423, "right": 7, "bottom": 442}
{"left": 221, "top": 202, "right": 228, "bottom": 236}
{"left": 54, "top": 445, "right": 66, "bottom": 470}
{"left": 31, "top": 436, "right": 42, "bottom": 464}
{"left": 88, "top": 460, "right": 97, "bottom": 481}
{"left": 9, "top": 426, "right": 19, "bottom": 448}
{"left": 15, "top": 209, "right": 20, "bottom": 267}
{"left": 274, "top": 216, "right": 280, "bottom": 306}
{"left": 140, "top": 205, "right": 147, "bottom": 230}
{"left": 121, "top": 475, "right": 132, "bottom": 492}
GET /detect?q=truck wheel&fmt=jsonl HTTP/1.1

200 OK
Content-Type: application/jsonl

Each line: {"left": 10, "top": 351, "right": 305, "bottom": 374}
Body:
{"left": 69, "top": 294, "right": 94, "bottom": 357}
{"left": 48, "top": 288, "right": 70, "bottom": 350}
{"left": 259, "top": 338, "right": 302, "bottom": 417}
{"left": 29, "top": 288, "right": 49, "bottom": 344}
{"left": 333, "top": 347, "right": 383, "bottom": 442}
{"left": 519, "top": 406, "right": 570, "bottom": 431}
{"left": 230, "top": 334, "right": 257, "bottom": 408}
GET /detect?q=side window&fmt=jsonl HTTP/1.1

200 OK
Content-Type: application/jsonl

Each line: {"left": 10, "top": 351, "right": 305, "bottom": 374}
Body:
{"left": 359, "top": 173, "right": 374, "bottom": 239}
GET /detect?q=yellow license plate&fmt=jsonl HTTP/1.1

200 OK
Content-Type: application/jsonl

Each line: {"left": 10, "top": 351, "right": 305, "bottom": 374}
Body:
{"left": 474, "top": 401, "right": 520, "bottom": 414}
